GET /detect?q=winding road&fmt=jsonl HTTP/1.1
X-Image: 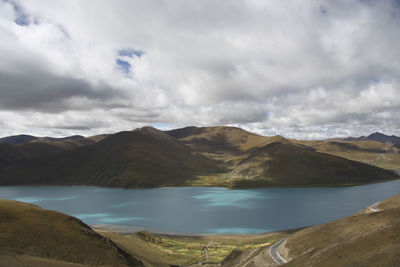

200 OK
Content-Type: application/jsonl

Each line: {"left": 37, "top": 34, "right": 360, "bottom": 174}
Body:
{"left": 369, "top": 201, "right": 381, "bottom": 213}
{"left": 269, "top": 238, "right": 288, "bottom": 265}
{"left": 268, "top": 199, "right": 389, "bottom": 265}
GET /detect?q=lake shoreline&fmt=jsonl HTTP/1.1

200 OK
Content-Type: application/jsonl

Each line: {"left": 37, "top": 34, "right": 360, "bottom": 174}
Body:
{"left": 91, "top": 223, "right": 299, "bottom": 237}
{"left": 0, "top": 174, "right": 398, "bottom": 190}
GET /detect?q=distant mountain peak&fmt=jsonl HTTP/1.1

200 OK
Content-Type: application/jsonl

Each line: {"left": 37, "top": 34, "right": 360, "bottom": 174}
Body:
{"left": 369, "top": 132, "right": 384, "bottom": 136}
{"left": 0, "top": 134, "right": 38, "bottom": 144}
{"left": 344, "top": 132, "right": 400, "bottom": 145}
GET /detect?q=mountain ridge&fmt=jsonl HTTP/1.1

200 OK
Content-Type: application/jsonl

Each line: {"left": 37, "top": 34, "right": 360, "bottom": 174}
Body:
{"left": 0, "top": 126, "right": 397, "bottom": 188}
{"left": 0, "top": 127, "right": 223, "bottom": 187}
{"left": 0, "top": 134, "right": 86, "bottom": 144}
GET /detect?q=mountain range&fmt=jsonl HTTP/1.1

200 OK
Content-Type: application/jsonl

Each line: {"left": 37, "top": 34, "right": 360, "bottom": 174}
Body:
{"left": 0, "top": 134, "right": 86, "bottom": 145}
{"left": 344, "top": 132, "right": 400, "bottom": 145}
{"left": 0, "top": 126, "right": 398, "bottom": 188}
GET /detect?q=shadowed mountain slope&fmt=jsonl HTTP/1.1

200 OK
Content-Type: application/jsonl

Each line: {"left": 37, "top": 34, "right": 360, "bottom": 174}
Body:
{"left": 167, "top": 126, "right": 397, "bottom": 188}
{"left": 230, "top": 142, "right": 396, "bottom": 188}
{"left": 0, "top": 134, "right": 86, "bottom": 145}
{"left": 0, "top": 135, "right": 108, "bottom": 169}
{"left": 0, "top": 134, "right": 38, "bottom": 144}
{"left": 282, "top": 194, "right": 400, "bottom": 266}
{"left": 0, "top": 126, "right": 397, "bottom": 188}
{"left": 0, "top": 199, "right": 143, "bottom": 267}
{"left": 0, "top": 127, "right": 223, "bottom": 187}
{"left": 0, "top": 142, "right": 65, "bottom": 169}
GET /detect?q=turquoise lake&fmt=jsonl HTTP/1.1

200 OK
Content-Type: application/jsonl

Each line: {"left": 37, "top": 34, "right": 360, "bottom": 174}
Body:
{"left": 1, "top": 180, "right": 399, "bottom": 234}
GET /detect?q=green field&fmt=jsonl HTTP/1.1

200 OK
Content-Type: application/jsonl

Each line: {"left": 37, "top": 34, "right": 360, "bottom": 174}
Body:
{"left": 97, "top": 229, "right": 291, "bottom": 266}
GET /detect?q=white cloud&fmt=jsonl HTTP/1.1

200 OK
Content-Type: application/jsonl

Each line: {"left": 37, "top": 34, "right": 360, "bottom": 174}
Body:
{"left": 0, "top": 0, "right": 400, "bottom": 139}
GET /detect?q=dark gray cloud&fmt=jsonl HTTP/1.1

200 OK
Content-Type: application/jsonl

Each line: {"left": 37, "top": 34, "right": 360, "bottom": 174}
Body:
{"left": 0, "top": 71, "right": 125, "bottom": 112}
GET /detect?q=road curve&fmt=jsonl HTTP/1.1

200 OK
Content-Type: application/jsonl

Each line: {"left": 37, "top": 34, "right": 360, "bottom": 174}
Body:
{"left": 369, "top": 201, "right": 381, "bottom": 212}
{"left": 269, "top": 238, "right": 288, "bottom": 265}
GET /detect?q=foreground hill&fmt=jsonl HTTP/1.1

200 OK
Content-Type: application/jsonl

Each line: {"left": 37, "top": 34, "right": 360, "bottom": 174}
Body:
{"left": 167, "top": 126, "right": 397, "bottom": 188}
{"left": 0, "top": 199, "right": 143, "bottom": 267}
{"left": 280, "top": 194, "right": 400, "bottom": 266}
{"left": 0, "top": 127, "right": 222, "bottom": 187}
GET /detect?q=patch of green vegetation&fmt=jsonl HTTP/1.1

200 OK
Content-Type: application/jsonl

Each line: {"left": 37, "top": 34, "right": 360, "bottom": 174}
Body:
{"left": 185, "top": 173, "right": 236, "bottom": 187}
{"left": 131, "top": 231, "right": 287, "bottom": 264}
{"left": 102, "top": 230, "right": 290, "bottom": 266}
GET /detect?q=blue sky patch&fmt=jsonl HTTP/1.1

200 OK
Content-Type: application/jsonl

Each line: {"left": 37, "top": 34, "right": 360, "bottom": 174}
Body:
{"left": 116, "top": 59, "right": 131, "bottom": 73}
{"left": 118, "top": 48, "right": 144, "bottom": 58}
{"left": 319, "top": 6, "right": 328, "bottom": 15}
{"left": 6, "top": 0, "right": 30, "bottom": 26}
{"left": 115, "top": 48, "right": 144, "bottom": 75}
{"left": 370, "top": 77, "right": 380, "bottom": 83}
{"left": 152, "top": 123, "right": 173, "bottom": 130}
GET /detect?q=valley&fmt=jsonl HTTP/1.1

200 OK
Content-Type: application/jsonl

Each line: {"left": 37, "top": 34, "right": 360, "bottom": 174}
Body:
{"left": 2, "top": 1, "right": 400, "bottom": 266}
{"left": 2, "top": 193, "right": 399, "bottom": 266}
{"left": 0, "top": 126, "right": 399, "bottom": 266}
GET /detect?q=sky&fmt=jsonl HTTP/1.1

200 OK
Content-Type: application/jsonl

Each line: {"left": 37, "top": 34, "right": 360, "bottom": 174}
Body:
{"left": 1, "top": 0, "right": 400, "bottom": 139}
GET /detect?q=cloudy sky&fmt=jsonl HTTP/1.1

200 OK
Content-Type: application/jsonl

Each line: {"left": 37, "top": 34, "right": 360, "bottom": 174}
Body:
{"left": 1, "top": 0, "right": 400, "bottom": 139}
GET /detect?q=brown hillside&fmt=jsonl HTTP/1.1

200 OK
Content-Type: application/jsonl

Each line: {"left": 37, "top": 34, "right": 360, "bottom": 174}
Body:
{"left": 282, "top": 194, "right": 400, "bottom": 267}
{"left": 0, "top": 126, "right": 397, "bottom": 188}
{"left": 230, "top": 142, "right": 396, "bottom": 188}
{"left": 0, "top": 127, "right": 223, "bottom": 187}
{"left": 166, "top": 126, "right": 279, "bottom": 152}
{"left": 294, "top": 139, "right": 400, "bottom": 170}
{"left": 168, "top": 126, "right": 397, "bottom": 188}
{"left": 0, "top": 199, "right": 143, "bottom": 267}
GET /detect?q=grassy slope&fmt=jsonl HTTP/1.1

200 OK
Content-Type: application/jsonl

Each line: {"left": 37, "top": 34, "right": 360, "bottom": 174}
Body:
{"left": 231, "top": 142, "right": 396, "bottom": 188}
{"left": 294, "top": 139, "right": 400, "bottom": 170}
{"left": 282, "top": 194, "right": 400, "bottom": 267}
{"left": 97, "top": 229, "right": 289, "bottom": 267}
{"left": 167, "top": 126, "right": 273, "bottom": 152}
{"left": 0, "top": 199, "right": 143, "bottom": 267}
{"left": 0, "top": 127, "right": 223, "bottom": 187}
{"left": 168, "top": 126, "right": 398, "bottom": 188}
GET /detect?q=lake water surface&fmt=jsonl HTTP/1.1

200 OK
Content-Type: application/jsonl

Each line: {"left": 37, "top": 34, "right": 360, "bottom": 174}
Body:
{"left": 1, "top": 180, "right": 399, "bottom": 234}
